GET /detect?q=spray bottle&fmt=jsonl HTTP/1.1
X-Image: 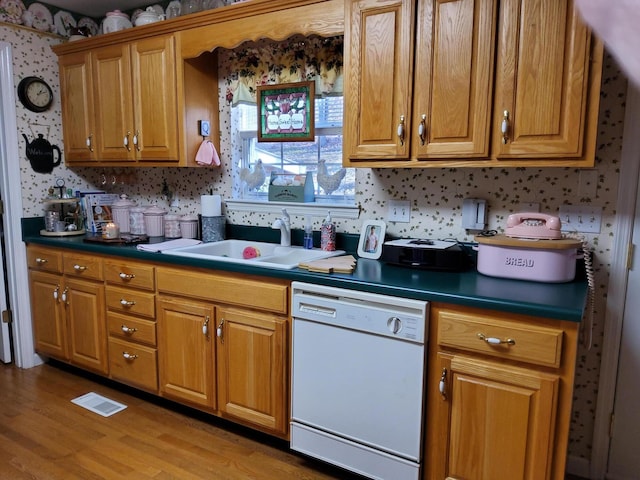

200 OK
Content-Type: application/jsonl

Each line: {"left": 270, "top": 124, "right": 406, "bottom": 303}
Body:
{"left": 320, "top": 211, "right": 336, "bottom": 251}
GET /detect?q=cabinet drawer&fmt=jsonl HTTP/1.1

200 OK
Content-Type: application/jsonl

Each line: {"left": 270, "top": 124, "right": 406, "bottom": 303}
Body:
{"left": 157, "top": 267, "right": 289, "bottom": 314}
{"left": 108, "top": 312, "right": 156, "bottom": 347}
{"left": 27, "top": 247, "right": 62, "bottom": 273}
{"left": 63, "top": 253, "right": 103, "bottom": 280}
{"left": 436, "top": 308, "right": 563, "bottom": 368}
{"left": 106, "top": 286, "right": 155, "bottom": 318}
{"left": 104, "top": 259, "right": 155, "bottom": 291}
{"left": 108, "top": 337, "right": 158, "bottom": 393}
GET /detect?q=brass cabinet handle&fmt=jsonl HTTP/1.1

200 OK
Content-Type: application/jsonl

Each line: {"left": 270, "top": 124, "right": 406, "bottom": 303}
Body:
{"left": 397, "top": 115, "right": 405, "bottom": 146}
{"left": 501, "top": 110, "right": 510, "bottom": 144}
{"left": 86, "top": 134, "right": 94, "bottom": 152}
{"left": 53, "top": 284, "right": 60, "bottom": 301}
{"left": 124, "top": 131, "right": 131, "bottom": 151}
{"left": 134, "top": 130, "right": 141, "bottom": 151}
{"left": 121, "top": 325, "right": 137, "bottom": 335}
{"left": 418, "top": 114, "right": 427, "bottom": 145}
{"left": 477, "top": 332, "right": 516, "bottom": 346}
{"left": 202, "top": 315, "right": 210, "bottom": 336}
{"left": 73, "top": 264, "right": 87, "bottom": 272}
{"left": 61, "top": 287, "right": 69, "bottom": 305}
{"left": 216, "top": 319, "right": 224, "bottom": 342}
{"left": 120, "top": 299, "right": 136, "bottom": 307}
{"left": 35, "top": 257, "right": 48, "bottom": 265}
{"left": 122, "top": 352, "right": 138, "bottom": 360}
{"left": 119, "top": 272, "right": 136, "bottom": 281}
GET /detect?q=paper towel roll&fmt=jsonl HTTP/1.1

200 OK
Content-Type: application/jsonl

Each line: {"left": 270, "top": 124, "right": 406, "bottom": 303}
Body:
{"left": 201, "top": 195, "right": 221, "bottom": 217}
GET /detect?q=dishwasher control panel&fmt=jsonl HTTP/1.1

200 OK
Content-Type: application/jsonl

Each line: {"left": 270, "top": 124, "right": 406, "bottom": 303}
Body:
{"left": 292, "top": 282, "right": 428, "bottom": 343}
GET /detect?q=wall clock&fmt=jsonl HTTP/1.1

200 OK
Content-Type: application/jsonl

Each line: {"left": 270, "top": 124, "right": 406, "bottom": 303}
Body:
{"left": 17, "top": 76, "right": 53, "bottom": 113}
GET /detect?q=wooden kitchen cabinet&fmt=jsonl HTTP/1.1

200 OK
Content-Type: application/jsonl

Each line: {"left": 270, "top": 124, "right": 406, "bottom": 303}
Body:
{"left": 105, "top": 258, "right": 158, "bottom": 393}
{"left": 343, "top": 0, "right": 603, "bottom": 168}
{"left": 58, "top": 51, "right": 96, "bottom": 163}
{"left": 157, "top": 295, "right": 216, "bottom": 410}
{"left": 156, "top": 266, "right": 290, "bottom": 437}
{"left": 27, "top": 246, "right": 108, "bottom": 375}
{"left": 91, "top": 35, "right": 179, "bottom": 163}
{"left": 216, "top": 306, "right": 288, "bottom": 435}
{"left": 424, "top": 303, "right": 579, "bottom": 480}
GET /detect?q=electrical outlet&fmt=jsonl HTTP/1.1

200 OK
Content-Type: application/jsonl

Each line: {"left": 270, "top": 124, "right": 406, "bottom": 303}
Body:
{"left": 558, "top": 205, "right": 602, "bottom": 233}
{"left": 387, "top": 200, "right": 410, "bottom": 223}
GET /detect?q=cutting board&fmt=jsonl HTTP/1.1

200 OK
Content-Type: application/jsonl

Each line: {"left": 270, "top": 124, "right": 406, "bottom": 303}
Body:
{"left": 299, "top": 255, "right": 357, "bottom": 273}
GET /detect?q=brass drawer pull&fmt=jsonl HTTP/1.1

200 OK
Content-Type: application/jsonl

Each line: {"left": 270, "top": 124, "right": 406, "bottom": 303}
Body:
{"left": 120, "top": 299, "right": 136, "bottom": 307}
{"left": 35, "top": 257, "right": 48, "bottom": 265}
{"left": 73, "top": 264, "right": 87, "bottom": 272}
{"left": 439, "top": 368, "right": 447, "bottom": 400}
{"left": 477, "top": 332, "right": 516, "bottom": 346}
{"left": 122, "top": 352, "right": 138, "bottom": 360}
{"left": 121, "top": 325, "right": 137, "bottom": 335}
{"left": 119, "top": 272, "right": 136, "bottom": 281}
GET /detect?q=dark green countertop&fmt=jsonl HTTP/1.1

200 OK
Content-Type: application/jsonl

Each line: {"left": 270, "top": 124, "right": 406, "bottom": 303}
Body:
{"left": 23, "top": 218, "right": 588, "bottom": 322}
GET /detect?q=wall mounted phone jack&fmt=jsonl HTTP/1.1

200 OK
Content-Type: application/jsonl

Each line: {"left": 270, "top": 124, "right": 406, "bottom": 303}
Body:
{"left": 462, "top": 198, "right": 487, "bottom": 230}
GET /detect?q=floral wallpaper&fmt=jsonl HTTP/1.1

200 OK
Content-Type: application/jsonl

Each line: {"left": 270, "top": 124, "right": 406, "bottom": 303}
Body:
{"left": 1, "top": 21, "right": 629, "bottom": 465}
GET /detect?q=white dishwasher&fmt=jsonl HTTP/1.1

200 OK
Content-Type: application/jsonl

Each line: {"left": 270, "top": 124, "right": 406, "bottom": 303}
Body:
{"left": 290, "top": 281, "right": 428, "bottom": 480}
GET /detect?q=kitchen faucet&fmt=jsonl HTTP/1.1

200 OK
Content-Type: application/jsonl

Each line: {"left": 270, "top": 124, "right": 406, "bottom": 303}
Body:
{"left": 272, "top": 208, "right": 291, "bottom": 247}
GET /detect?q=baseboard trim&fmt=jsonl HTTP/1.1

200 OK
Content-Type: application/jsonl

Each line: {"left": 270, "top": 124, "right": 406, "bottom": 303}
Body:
{"left": 567, "top": 455, "right": 591, "bottom": 478}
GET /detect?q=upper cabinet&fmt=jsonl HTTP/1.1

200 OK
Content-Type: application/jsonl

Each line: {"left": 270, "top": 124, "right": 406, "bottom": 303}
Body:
{"left": 92, "top": 36, "right": 179, "bottom": 163}
{"left": 53, "top": 0, "right": 343, "bottom": 168}
{"left": 343, "top": 0, "right": 604, "bottom": 168}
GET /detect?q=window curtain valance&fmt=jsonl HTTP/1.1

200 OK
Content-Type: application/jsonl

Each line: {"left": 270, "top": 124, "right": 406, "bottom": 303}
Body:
{"left": 219, "top": 35, "right": 343, "bottom": 106}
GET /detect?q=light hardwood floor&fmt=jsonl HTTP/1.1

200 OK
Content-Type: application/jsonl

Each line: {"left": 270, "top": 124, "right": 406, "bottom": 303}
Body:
{"left": 0, "top": 361, "right": 365, "bottom": 480}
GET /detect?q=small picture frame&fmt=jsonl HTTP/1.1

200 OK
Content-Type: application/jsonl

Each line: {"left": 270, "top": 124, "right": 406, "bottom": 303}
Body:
{"left": 357, "top": 220, "right": 386, "bottom": 259}
{"left": 257, "top": 81, "right": 315, "bottom": 142}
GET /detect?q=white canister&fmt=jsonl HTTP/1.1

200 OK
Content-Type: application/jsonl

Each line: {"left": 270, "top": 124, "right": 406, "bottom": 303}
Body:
{"left": 111, "top": 194, "right": 136, "bottom": 233}
{"left": 129, "top": 206, "right": 147, "bottom": 235}
{"left": 164, "top": 214, "right": 181, "bottom": 238}
{"left": 103, "top": 10, "right": 133, "bottom": 33}
{"left": 179, "top": 214, "right": 199, "bottom": 239}
{"left": 143, "top": 205, "right": 167, "bottom": 237}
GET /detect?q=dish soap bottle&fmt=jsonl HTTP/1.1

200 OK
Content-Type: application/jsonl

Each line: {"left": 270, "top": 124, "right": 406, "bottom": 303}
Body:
{"left": 321, "top": 212, "right": 336, "bottom": 251}
{"left": 304, "top": 215, "right": 313, "bottom": 249}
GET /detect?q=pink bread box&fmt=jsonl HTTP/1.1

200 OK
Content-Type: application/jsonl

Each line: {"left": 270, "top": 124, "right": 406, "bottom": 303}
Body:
{"left": 475, "top": 235, "right": 583, "bottom": 283}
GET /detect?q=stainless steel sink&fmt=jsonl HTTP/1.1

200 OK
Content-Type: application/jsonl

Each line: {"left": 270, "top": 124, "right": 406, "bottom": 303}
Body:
{"left": 161, "top": 239, "right": 345, "bottom": 270}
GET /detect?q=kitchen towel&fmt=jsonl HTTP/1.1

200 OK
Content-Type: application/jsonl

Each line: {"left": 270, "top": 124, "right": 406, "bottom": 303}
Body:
{"left": 195, "top": 140, "right": 221, "bottom": 166}
{"left": 136, "top": 238, "right": 202, "bottom": 252}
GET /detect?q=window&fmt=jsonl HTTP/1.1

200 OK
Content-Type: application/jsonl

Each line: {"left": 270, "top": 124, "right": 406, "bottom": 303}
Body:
{"left": 234, "top": 96, "right": 355, "bottom": 203}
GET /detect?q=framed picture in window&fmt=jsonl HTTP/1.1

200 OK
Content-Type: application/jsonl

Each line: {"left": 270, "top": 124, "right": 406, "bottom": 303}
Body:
{"left": 257, "top": 81, "right": 315, "bottom": 142}
{"left": 357, "top": 220, "right": 386, "bottom": 259}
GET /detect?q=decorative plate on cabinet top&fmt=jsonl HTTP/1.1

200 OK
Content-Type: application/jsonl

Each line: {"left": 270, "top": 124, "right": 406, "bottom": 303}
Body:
{"left": 0, "top": 0, "right": 25, "bottom": 24}
{"left": 78, "top": 17, "right": 98, "bottom": 36}
{"left": 27, "top": 2, "right": 52, "bottom": 32}
{"left": 53, "top": 10, "right": 76, "bottom": 37}
{"left": 149, "top": 4, "right": 164, "bottom": 17}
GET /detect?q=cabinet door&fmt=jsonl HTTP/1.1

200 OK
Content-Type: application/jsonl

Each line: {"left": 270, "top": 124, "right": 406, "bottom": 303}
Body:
{"left": 426, "top": 353, "right": 559, "bottom": 480}
{"left": 92, "top": 43, "right": 136, "bottom": 162}
{"left": 216, "top": 307, "right": 288, "bottom": 435}
{"left": 65, "top": 277, "right": 108, "bottom": 374}
{"left": 29, "top": 270, "right": 67, "bottom": 360}
{"left": 157, "top": 296, "right": 215, "bottom": 410}
{"left": 343, "top": 0, "right": 415, "bottom": 160}
{"left": 493, "top": 0, "right": 593, "bottom": 159}
{"left": 131, "top": 35, "right": 179, "bottom": 162}
{"left": 58, "top": 51, "right": 96, "bottom": 163}
{"left": 412, "top": 0, "right": 496, "bottom": 159}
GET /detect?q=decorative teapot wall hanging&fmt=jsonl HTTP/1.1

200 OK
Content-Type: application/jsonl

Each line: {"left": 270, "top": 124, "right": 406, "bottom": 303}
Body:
{"left": 23, "top": 133, "right": 62, "bottom": 174}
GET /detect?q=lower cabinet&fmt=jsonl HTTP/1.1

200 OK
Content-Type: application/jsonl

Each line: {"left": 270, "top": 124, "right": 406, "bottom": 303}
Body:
{"left": 157, "top": 295, "right": 216, "bottom": 409}
{"left": 424, "top": 303, "right": 579, "bottom": 480}
{"left": 216, "top": 306, "right": 288, "bottom": 435}
{"left": 28, "top": 247, "right": 108, "bottom": 375}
